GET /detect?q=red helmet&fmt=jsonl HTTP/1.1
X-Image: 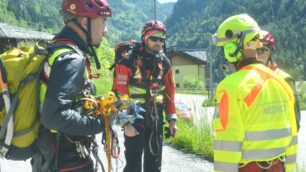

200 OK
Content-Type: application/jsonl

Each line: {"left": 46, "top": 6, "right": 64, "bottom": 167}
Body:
{"left": 62, "top": 0, "right": 112, "bottom": 19}
{"left": 142, "top": 20, "right": 167, "bottom": 35}
{"left": 261, "top": 30, "right": 275, "bottom": 50}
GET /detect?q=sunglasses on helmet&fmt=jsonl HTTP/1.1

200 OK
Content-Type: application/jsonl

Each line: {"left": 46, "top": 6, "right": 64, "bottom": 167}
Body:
{"left": 149, "top": 36, "right": 165, "bottom": 42}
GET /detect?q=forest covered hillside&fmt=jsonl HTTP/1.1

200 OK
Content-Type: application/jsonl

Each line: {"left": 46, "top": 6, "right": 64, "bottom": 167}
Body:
{"left": 165, "top": 0, "right": 306, "bottom": 80}
{"left": 106, "top": 0, "right": 169, "bottom": 43}
{"left": 0, "top": 0, "right": 170, "bottom": 43}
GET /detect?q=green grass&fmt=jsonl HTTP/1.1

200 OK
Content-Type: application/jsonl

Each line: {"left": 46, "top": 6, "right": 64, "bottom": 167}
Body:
{"left": 175, "top": 89, "right": 207, "bottom": 95}
{"left": 299, "top": 101, "right": 306, "bottom": 111}
{"left": 202, "top": 99, "right": 215, "bottom": 107}
{"left": 165, "top": 118, "right": 214, "bottom": 162}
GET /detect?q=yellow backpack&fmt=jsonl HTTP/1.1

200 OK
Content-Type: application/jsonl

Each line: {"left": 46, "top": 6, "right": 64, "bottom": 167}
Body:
{"left": 0, "top": 42, "right": 46, "bottom": 160}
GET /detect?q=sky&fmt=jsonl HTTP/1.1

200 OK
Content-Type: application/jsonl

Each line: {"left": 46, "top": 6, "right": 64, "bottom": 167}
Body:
{"left": 158, "top": 0, "right": 177, "bottom": 4}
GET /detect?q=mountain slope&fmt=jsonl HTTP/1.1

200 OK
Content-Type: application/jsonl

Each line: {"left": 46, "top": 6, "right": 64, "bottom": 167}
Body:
{"left": 0, "top": 0, "right": 62, "bottom": 32}
{"left": 108, "top": 0, "right": 168, "bottom": 43}
{"left": 165, "top": 0, "right": 306, "bottom": 80}
{"left": 161, "top": 2, "right": 175, "bottom": 18}
{"left": 0, "top": 0, "right": 169, "bottom": 43}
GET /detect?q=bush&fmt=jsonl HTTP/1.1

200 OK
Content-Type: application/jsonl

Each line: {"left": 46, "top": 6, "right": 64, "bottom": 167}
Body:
{"left": 203, "top": 99, "right": 215, "bottom": 107}
{"left": 165, "top": 118, "right": 214, "bottom": 162}
{"left": 182, "top": 76, "right": 204, "bottom": 90}
{"left": 296, "top": 81, "right": 306, "bottom": 110}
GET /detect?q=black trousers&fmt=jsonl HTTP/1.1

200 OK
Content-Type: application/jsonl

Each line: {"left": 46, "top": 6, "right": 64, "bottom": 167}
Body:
{"left": 123, "top": 109, "right": 164, "bottom": 172}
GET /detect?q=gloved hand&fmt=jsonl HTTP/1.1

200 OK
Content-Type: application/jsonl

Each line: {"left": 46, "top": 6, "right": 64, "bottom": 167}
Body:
{"left": 124, "top": 122, "right": 139, "bottom": 137}
{"left": 164, "top": 127, "right": 171, "bottom": 138}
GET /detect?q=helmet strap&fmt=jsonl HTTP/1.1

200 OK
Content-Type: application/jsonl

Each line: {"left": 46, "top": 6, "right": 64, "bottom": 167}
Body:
{"left": 86, "top": 18, "right": 92, "bottom": 46}
{"left": 267, "top": 55, "right": 273, "bottom": 65}
{"left": 267, "top": 56, "right": 277, "bottom": 70}
{"left": 72, "top": 18, "right": 88, "bottom": 36}
{"left": 72, "top": 17, "right": 93, "bottom": 46}
{"left": 87, "top": 18, "right": 101, "bottom": 69}
{"left": 72, "top": 18, "right": 101, "bottom": 69}
{"left": 231, "top": 32, "right": 245, "bottom": 57}
{"left": 163, "top": 41, "right": 167, "bottom": 55}
{"left": 88, "top": 44, "right": 101, "bottom": 69}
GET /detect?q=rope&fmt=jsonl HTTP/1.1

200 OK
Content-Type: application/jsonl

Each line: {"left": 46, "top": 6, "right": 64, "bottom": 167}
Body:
{"left": 239, "top": 157, "right": 283, "bottom": 170}
{"left": 148, "top": 101, "right": 160, "bottom": 157}
{"left": 103, "top": 117, "right": 112, "bottom": 172}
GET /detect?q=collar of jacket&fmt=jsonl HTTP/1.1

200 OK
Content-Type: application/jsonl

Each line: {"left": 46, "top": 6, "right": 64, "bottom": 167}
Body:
{"left": 53, "top": 26, "right": 90, "bottom": 54}
{"left": 236, "top": 58, "right": 265, "bottom": 71}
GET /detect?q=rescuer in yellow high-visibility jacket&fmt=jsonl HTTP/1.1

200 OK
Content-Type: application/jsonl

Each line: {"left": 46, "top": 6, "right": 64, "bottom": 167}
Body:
{"left": 211, "top": 14, "right": 298, "bottom": 172}
{"left": 257, "top": 30, "right": 300, "bottom": 171}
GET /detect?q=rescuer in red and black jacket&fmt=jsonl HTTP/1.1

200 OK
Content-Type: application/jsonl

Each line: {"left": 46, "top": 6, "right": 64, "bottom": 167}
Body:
{"left": 112, "top": 20, "right": 178, "bottom": 172}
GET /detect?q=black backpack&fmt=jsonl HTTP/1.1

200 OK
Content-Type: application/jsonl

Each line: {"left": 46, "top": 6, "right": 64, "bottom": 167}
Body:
{"left": 109, "top": 40, "right": 142, "bottom": 70}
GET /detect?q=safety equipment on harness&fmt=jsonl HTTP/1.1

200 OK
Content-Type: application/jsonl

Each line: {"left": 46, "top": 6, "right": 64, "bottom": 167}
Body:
{"left": 0, "top": 42, "right": 47, "bottom": 160}
{"left": 83, "top": 92, "right": 144, "bottom": 172}
{"left": 212, "top": 14, "right": 262, "bottom": 63}
{"left": 128, "top": 53, "right": 166, "bottom": 105}
{"left": 135, "top": 54, "right": 165, "bottom": 157}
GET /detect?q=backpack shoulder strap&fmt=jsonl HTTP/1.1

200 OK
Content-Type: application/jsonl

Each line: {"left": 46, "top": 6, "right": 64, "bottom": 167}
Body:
{"left": 47, "top": 47, "right": 75, "bottom": 65}
{"left": 47, "top": 41, "right": 84, "bottom": 63}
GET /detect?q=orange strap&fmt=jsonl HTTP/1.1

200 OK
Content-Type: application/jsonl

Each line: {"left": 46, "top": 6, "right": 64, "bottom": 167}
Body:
{"left": 85, "top": 58, "right": 100, "bottom": 79}
{"left": 0, "top": 70, "right": 8, "bottom": 90}
{"left": 241, "top": 65, "right": 292, "bottom": 107}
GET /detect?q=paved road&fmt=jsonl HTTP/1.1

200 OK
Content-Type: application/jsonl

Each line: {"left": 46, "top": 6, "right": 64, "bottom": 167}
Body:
{"left": 0, "top": 125, "right": 213, "bottom": 172}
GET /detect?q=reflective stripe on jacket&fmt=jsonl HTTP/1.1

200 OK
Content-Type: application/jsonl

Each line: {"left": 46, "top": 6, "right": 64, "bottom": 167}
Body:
{"left": 40, "top": 48, "right": 74, "bottom": 108}
{"left": 213, "top": 63, "right": 297, "bottom": 172}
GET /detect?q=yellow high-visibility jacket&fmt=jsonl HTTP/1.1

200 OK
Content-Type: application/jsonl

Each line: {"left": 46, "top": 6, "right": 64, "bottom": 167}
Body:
{"left": 213, "top": 63, "right": 298, "bottom": 172}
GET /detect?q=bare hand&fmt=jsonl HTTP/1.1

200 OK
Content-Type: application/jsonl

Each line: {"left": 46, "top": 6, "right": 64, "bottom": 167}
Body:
{"left": 169, "top": 120, "right": 178, "bottom": 137}
{"left": 124, "top": 123, "right": 139, "bottom": 137}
